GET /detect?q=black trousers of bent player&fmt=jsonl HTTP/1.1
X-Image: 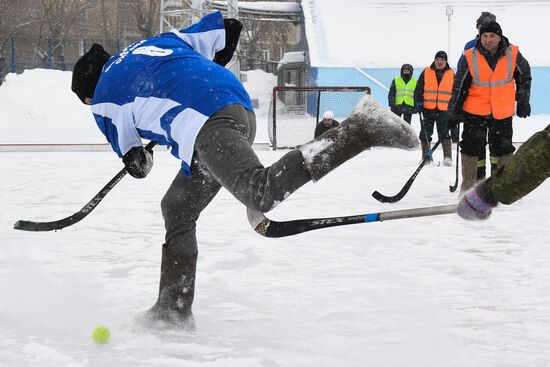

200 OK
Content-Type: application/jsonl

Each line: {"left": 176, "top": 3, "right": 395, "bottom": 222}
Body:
{"left": 161, "top": 103, "right": 311, "bottom": 256}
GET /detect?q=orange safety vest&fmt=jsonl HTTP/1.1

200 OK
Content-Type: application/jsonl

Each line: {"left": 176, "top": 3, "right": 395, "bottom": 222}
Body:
{"left": 422, "top": 68, "right": 454, "bottom": 111}
{"left": 463, "top": 45, "right": 518, "bottom": 119}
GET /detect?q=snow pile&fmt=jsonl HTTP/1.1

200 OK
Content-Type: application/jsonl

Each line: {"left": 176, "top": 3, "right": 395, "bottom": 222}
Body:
{"left": 0, "top": 68, "right": 276, "bottom": 144}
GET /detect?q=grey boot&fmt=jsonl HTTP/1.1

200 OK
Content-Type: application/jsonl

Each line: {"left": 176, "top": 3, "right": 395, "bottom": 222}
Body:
{"left": 460, "top": 154, "right": 478, "bottom": 194}
{"left": 144, "top": 244, "right": 197, "bottom": 328}
{"left": 300, "top": 95, "right": 419, "bottom": 181}
{"left": 442, "top": 139, "right": 452, "bottom": 166}
{"left": 421, "top": 141, "right": 432, "bottom": 162}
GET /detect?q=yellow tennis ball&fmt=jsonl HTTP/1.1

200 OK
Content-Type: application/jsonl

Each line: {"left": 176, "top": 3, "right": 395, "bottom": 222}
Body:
{"left": 92, "top": 325, "right": 111, "bottom": 344}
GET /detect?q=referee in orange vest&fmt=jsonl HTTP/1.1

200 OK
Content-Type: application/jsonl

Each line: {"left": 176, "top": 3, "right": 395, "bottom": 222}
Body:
{"left": 448, "top": 21, "right": 531, "bottom": 193}
{"left": 414, "top": 50, "right": 455, "bottom": 165}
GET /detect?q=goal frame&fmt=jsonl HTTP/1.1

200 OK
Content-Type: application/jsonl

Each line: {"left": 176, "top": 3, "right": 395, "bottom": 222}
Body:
{"left": 271, "top": 86, "right": 371, "bottom": 150}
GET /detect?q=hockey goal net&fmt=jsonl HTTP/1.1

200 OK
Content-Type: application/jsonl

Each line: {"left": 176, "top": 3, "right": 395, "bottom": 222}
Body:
{"left": 268, "top": 86, "right": 371, "bottom": 150}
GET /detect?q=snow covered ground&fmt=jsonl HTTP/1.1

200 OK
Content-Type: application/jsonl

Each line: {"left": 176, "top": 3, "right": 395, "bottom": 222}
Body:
{"left": 2, "top": 73, "right": 550, "bottom": 366}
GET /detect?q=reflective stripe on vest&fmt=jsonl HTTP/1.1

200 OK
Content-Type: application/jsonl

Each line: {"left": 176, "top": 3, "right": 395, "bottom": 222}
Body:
{"left": 394, "top": 76, "right": 417, "bottom": 106}
{"left": 422, "top": 68, "right": 454, "bottom": 111}
{"left": 463, "top": 45, "right": 518, "bottom": 119}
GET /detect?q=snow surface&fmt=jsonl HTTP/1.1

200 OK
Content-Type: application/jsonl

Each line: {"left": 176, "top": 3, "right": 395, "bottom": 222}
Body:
{"left": 302, "top": 0, "right": 550, "bottom": 67}
{"left": 2, "top": 72, "right": 550, "bottom": 366}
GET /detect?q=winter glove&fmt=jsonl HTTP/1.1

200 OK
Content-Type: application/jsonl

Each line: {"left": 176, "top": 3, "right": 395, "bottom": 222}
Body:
{"left": 446, "top": 111, "right": 458, "bottom": 130}
{"left": 213, "top": 18, "right": 243, "bottom": 67}
{"left": 516, "top": 101, "right": 531, "bottom": 118}
{"left": 122, "top": 145, "right": 154, "bottom": 179}
{"left": 414, "top": 102, "right": 423, "bottom": 114}
{"left": 456, "top": 183, "right": 497, "bottom": 220}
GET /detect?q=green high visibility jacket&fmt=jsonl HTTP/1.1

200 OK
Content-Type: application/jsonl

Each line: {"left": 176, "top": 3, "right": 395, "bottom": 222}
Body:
{"left": 394, "top": 76, "right": 417, "bottom": 107}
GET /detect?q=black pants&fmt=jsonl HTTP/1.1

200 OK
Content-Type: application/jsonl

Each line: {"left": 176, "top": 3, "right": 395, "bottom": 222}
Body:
{"left": 419, "top": 109, "right": 449, "bottom": 142}
{"left": 161, "top": 104, "right": 311, "bottom": 256}
{"left": 460, "top": 115, "right": 515, "bottom": 158}
{"left": 391, "top": 104, "right": 413, "bottom": 124}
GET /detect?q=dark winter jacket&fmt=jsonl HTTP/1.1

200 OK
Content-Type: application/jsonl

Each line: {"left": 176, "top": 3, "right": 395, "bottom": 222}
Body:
{"left": 447, "top": 36, "right": 531, "bottom": 119}
{"left": 314, "top": 119, "right": 340, "bottom": 138}
{"left": 414, "top": 62, "right": 453, "bottom": 108}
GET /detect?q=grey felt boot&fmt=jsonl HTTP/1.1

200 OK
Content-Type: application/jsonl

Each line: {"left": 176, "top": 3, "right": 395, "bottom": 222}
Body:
{"left": 299, "top": 95, "right": 419, "bottom": 181}
{"left": 141, "top": 244, "right": 197, "bottom": 329}
{"left": 442, "top": 139, "right": 453, "bottom": 166}
{"left": 460, "top": 154, "right": 478, "bottom": 194}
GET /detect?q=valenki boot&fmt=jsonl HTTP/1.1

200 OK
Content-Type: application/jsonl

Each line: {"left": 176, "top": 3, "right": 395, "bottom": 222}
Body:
{"left": 421, "top": 141, "right": 432, "bottom": 163}
{"left": 442, "top": 139, "right": 452, "bottom": 166}
{"left": 460, "top": 153, "right": 478, "bottom": 194}
{"left": 140, "top": 244, "right": 197, "bottom": 329}
{"left": 300, "top": 95, "right": 419, "bottom": 181}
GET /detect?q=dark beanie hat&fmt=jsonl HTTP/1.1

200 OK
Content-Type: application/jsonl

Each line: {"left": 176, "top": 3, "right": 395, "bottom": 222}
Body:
{"left": 434, "top": 50, "right": 448, "bottom": 61}
{"left": 476, "top": 11, "right": 496, "bottom": 27}
{"left": 479, "top": 21, "right": 503, "bottom": 37}
{"left": 71, "top": 44, "right": 111, "bottom": 103}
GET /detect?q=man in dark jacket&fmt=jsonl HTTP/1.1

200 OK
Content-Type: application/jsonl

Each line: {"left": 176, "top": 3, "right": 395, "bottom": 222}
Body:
{"left": 447, "top": 21, "right": 531, "bottom": 193}
{"left": 388, "top": 64, "right": 416, "bottom": 124}
{"left": 458, "top": 11, "right": 497, "bottom": 180}
{"left": 314, "top": 110, "right": 340, "bottom": 138}
{"left": 414, "top": 51, "right": 455, "bottom": 165}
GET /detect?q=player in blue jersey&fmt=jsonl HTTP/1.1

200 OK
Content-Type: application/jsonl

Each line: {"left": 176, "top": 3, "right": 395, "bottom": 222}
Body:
{"left": 72, "top": 11, "right": 419, "bottom": 328}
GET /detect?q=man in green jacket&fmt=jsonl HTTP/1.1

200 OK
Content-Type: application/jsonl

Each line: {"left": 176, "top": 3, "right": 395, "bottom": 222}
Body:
{"left": 388, "top": 63, "right": 417, "bottom": 124}
{"left": 457, "top": 124, "right": 550, "bottom": 220}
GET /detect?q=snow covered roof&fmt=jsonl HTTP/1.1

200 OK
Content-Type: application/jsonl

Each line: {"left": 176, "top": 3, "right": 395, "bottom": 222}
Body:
{"left": 301, "top": 0, "right": 550, "bottom": 68}
{"left": 279, "top": 51, "right": 306, "bottom": 65}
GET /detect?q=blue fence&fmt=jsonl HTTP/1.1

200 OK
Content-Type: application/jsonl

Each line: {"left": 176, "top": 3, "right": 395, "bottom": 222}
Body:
{"left": 312, "top": 66, "right": 550, "bottom": 115}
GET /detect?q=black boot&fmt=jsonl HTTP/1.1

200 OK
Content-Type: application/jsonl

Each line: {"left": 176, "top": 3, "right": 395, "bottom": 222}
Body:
{"left": 140, "top": 244, "right": 197, "bottom": 329}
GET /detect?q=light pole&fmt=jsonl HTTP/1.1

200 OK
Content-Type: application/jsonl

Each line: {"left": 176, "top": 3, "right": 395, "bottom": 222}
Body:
{"left": 446, "top": 5, "right": 454, "bottom": 56}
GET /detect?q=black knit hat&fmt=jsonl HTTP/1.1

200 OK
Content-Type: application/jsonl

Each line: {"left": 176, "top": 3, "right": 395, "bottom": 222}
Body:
{"left": 479, "top": 21, "right": 503, "bottom": 37}
{"left": 476, "top": 11, "right": 496, "bottom": 28}
{"left": 71, "top": 44, "right": 111, "bottom": 103}
{"left": 434, "top": 50, "right": 448, "bottom": 61}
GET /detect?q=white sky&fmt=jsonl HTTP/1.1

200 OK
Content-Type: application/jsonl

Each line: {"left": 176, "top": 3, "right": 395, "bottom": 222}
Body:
{"left": 302, "top": 0, "right": 550, "bottom": 67}
{"left": 1, "top": 57, "right": 550, "bottom": 366}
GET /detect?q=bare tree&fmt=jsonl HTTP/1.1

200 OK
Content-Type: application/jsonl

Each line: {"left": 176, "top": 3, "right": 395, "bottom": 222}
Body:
{"left": 128, "top": 0, "right": 160, "bottom": 38}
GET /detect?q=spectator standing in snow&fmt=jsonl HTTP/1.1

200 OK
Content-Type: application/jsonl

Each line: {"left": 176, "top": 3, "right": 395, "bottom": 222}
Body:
{"left": 414, "top": 51, "right": 455, "bottom": 165}
{"left": 388, "top": 63, "right": 416, "bottom": 124}
{"left": 71, "top": 11, "right": 418, "bottom": 328}
{"left": 457, "top": 124, "right": 550, "bottom": 220}
{"left": 458, "top": 11, "right": 497, "bottom": 181}
{"left": 448, "top": 21, "right": 531, "bottom": 193}
{"left": 314, "top": 110, "right": 340, "bottom": 138}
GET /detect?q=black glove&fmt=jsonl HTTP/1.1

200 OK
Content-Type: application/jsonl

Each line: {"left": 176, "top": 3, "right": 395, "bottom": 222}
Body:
{"left": 516, "top": 101, "right": 531, "bottom": 118}
{"left": 446, "top": 110, "right": 458, "bottom": 130}
{"left": 213, "top": 18, "right": 243, "bottom": 67}
{"left": 414, "top": 102, "right": 423, "bottom": 114}
{"left": 447, "top": 118, "right": 458, "bottom": 130}
{"left": 122, "top": 146, "right": 153, "bottom": 179}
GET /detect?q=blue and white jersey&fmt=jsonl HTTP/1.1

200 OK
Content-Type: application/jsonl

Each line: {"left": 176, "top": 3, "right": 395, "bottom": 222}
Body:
{"left": 90, "top": 11, "right": 253, "bottom": 176}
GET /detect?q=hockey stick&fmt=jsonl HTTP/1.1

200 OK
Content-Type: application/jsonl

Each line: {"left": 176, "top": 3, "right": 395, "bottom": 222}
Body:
{"left": 449, "top": 124, "right": 460, "bottom": 192}
{"left": 13, "top": 141, "right": 157, "bottom": 232}
{"left": 372, "top": 140, "right": 441, "bottom": 203}
{"left": 247, "top": 204, "right": 457, "bottom": 238}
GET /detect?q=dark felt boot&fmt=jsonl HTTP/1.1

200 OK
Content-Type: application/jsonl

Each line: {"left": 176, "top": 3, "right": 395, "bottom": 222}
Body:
{"left": 140, "top": 244, "right": 197, "bottom": 329}
{"left": 300, "top": 95, "right": 419, "bottom": 181}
